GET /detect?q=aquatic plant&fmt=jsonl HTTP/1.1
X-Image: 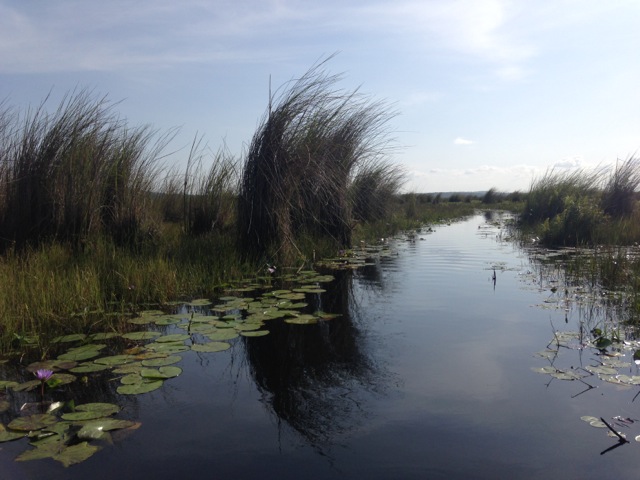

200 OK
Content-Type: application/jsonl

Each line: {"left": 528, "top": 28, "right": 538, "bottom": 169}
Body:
{"left": 0, "top": 89, "right": 173, "bottom": 250}
{"left": 237, "top": 56, "right": 400, "bottom": 262}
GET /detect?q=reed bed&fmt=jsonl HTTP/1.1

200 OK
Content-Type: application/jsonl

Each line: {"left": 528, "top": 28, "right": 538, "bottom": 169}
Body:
{"left": 522, "top": 157, "right": 640, "bottom": 246}
{"left": 237, "top": 57, "right": 402, "bottom": 263}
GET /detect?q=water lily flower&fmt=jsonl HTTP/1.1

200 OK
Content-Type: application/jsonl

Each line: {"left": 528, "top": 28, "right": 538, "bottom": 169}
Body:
{"left": 34, "top": 369, "right": 54, "bottom": 382}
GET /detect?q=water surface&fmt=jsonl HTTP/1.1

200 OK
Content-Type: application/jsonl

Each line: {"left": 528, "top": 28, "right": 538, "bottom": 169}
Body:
{"left": 4, "top": 213, "right": 640, "bottom": 479}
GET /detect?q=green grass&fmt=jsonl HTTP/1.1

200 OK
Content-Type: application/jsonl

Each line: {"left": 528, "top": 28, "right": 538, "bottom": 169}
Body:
{"left": 521, "top": 157, "right": 640, "bottom": 246}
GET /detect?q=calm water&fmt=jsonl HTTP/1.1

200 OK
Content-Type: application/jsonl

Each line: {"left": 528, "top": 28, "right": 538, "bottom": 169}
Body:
{"left": 4, "top": 213, "right": 640, "bottom": 479}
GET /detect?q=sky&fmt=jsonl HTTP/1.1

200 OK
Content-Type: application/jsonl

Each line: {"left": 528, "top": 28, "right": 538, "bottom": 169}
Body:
{"left": 1, "top": 0, "right": 639, "bottom": 193}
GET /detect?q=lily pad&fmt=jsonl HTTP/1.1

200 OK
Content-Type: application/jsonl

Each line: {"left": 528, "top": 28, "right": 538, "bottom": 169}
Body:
{"left": 155, "top": 334, "right": 190, "bottom": 343}
{"left": 122, "top": 331, "right": 162, "bottom": 341}
{"left": 51, "top": 333, "right": 87, "bottom": 344}
{"left": 94, "top": 355, "right": 135, "bottom": 366}
{"left": 140, "top": 366, "right": 182, "bottom": 379}
{"left": 141, "top": 356, "right": 182, "bottom": 367}
{"left": 61, "top": 403, "right": 119, "bottom": 421}
{"left": 8, "top": 414, "right": 57, "bottom": 431}
{"left": 191, "top": 342, "right": 231, "bottom": 353}
{"left": 77, "top": 419, "right": 136, "bottom": 440}
{"left": 0, "top": 430, "right": 25, "bottom": 442}
{"left": 117, "top": 380, "right": 164, "bottom": 395}
{"left": 206, "top": 331, "right": 239, "bottom": 341}
{"left": 240, "top": 330, "right": 270, "bottom": 337}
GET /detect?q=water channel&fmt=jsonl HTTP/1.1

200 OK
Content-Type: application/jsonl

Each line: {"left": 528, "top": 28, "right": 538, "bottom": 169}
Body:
{"left": 3, "top": 212, "right": 640, "bottom": 479}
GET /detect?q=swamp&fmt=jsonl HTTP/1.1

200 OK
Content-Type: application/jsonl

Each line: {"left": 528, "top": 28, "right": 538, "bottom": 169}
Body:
{"left": 2, "top": 212, "right": 640, "bottom": 478}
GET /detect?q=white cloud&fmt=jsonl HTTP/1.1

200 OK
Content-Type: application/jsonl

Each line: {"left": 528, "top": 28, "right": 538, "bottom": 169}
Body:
{"left": 454, "top": 137, "right": 474, "bottom": 145}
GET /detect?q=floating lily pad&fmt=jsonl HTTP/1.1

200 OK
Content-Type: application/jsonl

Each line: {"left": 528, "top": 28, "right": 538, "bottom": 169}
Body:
{"left": 284, "top": 315, "right": 318, "bottom": 325}
{"left": 8, "top": 414, "right": 57, "bottom": 431}
{"left": 155, "top": 334, "right": 190, "bottom": 343}
{"left": 0, "top": 380, "right": 19, "bottom": 389}
{"left": 140, "top": 366, "right": 182, "bottom": 379}
{"left": 145, "top": 343, "right": 190, "bottom": 354}
{"left": 122, "top": 331, "right": 162, "bottom": 341}
{"left": 88, "top": 332, "right": 120, "bottom": 341}
{"left": 206, "top": 331, "right": 239, "bottom": 341}
{"left": 188, "top": 299, "right": 213, "bottom": 307}
{"left": 51, "top": 333, "right": 87, "bottom": 344}
{"left": 94, "top": 355, "right": 135, "bottom": 366}
{"left": 77, "top": 419, "right": 136, "bottom": 440}
{"left": 240, "top": 330, "right": 270, "bottom": 337}
{"left": 62, "top": 403, "right": 119, "bottom": 421}
{"left": 12, "top": 380, "right": 41, "bottom": 392}
{"left": 0, "top": 430, "right": 25, "bottom": 442}
{"left": 191, "top": 342, "right": 231, "bottom": 353}
{"left": 117, "top": 380, "right": 164, "bottom": 395}
{"left": 141, "top": 356, "right": 182, "bottom": 367}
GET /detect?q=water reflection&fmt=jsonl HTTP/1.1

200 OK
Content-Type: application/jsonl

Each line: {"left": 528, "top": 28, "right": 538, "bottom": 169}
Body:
{"left": 244, "top": 269, "right": 383, "bottom": 449}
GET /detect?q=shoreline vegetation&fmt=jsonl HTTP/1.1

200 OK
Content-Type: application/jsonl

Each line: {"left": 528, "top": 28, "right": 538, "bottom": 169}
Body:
{"left": 0, "top": 59, "right": 638, "bottom": 358}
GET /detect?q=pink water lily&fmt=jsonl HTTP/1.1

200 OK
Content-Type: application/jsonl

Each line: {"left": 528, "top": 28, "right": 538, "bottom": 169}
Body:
{"left": 34, "top": 369, "right": 54, "bottom": 382}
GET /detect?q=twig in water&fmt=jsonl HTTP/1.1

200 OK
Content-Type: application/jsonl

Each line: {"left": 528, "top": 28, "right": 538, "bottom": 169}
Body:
{"left": 600, "top": 417, "right": 629, "bottom": 444}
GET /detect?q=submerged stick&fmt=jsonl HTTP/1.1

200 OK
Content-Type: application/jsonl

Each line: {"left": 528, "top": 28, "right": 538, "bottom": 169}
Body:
{"left": 600, "top": 417, "right": 629, "bottom": 443}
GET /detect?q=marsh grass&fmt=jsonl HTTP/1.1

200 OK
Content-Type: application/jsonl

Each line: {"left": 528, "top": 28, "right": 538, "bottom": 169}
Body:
{"left": 181, "top": 138, "right": 238, "bottom": 235}
{"left": 522, "top": 158, "right": 640, "bottom": 246}
{"left": 0, "top": 90, "right": 172, "bottom": 251}
{"left": 238, "top": 57, "right": 402, "bottom": 263}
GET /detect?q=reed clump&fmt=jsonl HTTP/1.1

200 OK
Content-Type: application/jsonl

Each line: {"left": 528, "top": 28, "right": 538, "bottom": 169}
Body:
{"left": 0, "top": 90, "right": 171, "bottom": 251}
{"left": 237, "top": 58, "right": 402, "bottom": 263}
{"left": 521, "top": 157, "right": 640, "bottom": 246}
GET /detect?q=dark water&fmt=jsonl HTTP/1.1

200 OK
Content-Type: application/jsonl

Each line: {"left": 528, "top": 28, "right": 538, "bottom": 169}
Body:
{"left": 4, "top": 213, "right": 640, "bottom": 479}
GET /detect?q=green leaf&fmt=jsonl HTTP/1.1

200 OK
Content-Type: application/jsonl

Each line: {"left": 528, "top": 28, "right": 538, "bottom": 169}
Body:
{"left": 191, "top": 342, "right": 231, "bottom": 353}
{"left": 140, "top": 366, "right": 182, "bottom": 379}
{"left": 117, "top": 380, "right": 164, "bottom": 395}
{"left": 155, "top": 334, "right": 190, "bottom": 343}
{"left": 141, "top": 355, "right": 182, "bottom": 367}
{"left": 94, "top": 355, "right": 135, "bottom": 366}
{"left": 240, "top": 330, "right": 269, "bottom": 337}
{"left": 8, "top": 414, "right": 58, "bottom": 431}
{"left": 61, "top": 403, "right": 119, "bottom": 421}
{"left": 54, "top": 441, "right": 101, "bottom": 467}
{"left": 0, "top": 430, "right": 25, "bottom": 442}
{"left": 122, "top": 331, "right": 162, "bottom": 341}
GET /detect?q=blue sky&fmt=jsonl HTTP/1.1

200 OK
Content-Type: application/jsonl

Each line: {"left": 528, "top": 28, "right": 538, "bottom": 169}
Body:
{"left": 1, "top": 0, "right": 638, "bottom": 192}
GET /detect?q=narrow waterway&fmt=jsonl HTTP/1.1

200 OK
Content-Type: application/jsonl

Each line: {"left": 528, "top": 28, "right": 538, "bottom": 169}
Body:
{"left": 5, "top": 212, "right": 640, "bottom": 479}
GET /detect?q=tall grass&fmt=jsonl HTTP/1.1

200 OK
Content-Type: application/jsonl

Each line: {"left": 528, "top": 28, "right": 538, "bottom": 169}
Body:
{"left": 237, "top": 57, "right": 401, "bottom": 262}
{"left": 181, "top": 138, "right": 238, "bottom": 235}
{"left": 0, "top": 90, "right": 172, "bottom": 250}
{"left": 522, "top": 157, "right": 640, "bottom": 246}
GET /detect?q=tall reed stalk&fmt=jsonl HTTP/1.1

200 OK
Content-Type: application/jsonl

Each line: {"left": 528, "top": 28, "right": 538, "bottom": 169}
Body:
{"left": 238, "top": 57, "right": 401, "bottom": 262}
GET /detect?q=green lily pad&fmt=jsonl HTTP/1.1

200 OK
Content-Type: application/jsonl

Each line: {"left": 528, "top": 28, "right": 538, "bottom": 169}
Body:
{"left": 0, "top": 429, "right": 25, "bottom": 442}
{"left": 12, "top": 380, "right": 41, "bottom": 392}
{"left": 55, "top": 441, "right": 101, "bottom": 467}
{"left": 206, "top": 331, "right": 239, "bottom": 341}
{"left": 284, "top": 314, "right": 318, "bottom": 325}
{"left": 191, "top": 342, "right": 231, "bottom": 353}
{"left": 94, "top": 355, "right": 135, "bottom": 366}
{"left": 140, "top": 366, "right": 182, "bottom": 379}
{"left": 122, "top": 331, "right": 162, "bottom": 341}
{"left": 146, "top": 343, "right": 190, "bottom": 354}
{"left": 77, "top": 419, "right": 136, "bottom": 440}
{"left": 52, "top": 333, "right": 87, "bottom": 344}
{"left": 141, "top": 356, "right": 182, "bottom": 367}
{"left": 0, "top": 380, "right": 20, "bottom": 389}
{"left": 88, "top": 332, "right": 120, "bottom": 341}
{"left": 155, "top": 334, "right": 190, "bottom": 343}
{"left": 240, "top": 330, "right": 270, "bottom": 337}
{"left": 61, "top": 403, "right": 119, "bottom": 421}
{"left": 8, "top": 414, "right": 57, "bottom": 431}
{"left": 117, "top": 380, "right": 164, "bottom": 395}
{"left": 188, "top": 299, "right": 213, "bottom": 307}
{"left": 70, "top": 363, "right": 111, "bottom": 373}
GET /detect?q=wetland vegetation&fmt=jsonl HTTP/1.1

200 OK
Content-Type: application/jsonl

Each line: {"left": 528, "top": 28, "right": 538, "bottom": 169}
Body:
{"left": 1, "top": 59, "right": 640, "bottom": 475}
